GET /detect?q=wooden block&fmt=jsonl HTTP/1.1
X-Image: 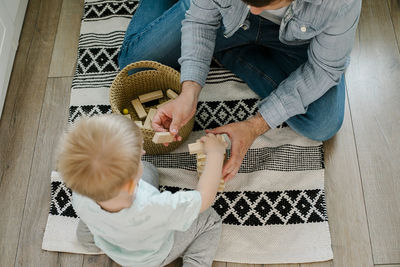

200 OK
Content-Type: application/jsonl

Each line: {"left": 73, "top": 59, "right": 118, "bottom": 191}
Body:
{"left": 157, "top": 99, "right": 172, "bottom": 109}
{"left": 189, "top": 135, "right": 227, "bottom": 155}
{"left": 218, "top": 179, "right": 225, "bottom": 192}
{"left": 143, "top": 108, "right": 157, "bottom": 129}
{"left": 217, "top": 134, "right": 226, "bottom": 144}
{"left": 166, "top": 89, "right": 178, "bottom": 99}
{"left": 152, "top": 132, "right": 174, "bottom": 144}
{"left": 197, "top": 159, "right": 206, "bottom": 165}
{"left": 197, "top": 153, "right": 206, "bottom": 160}
{"left": 131, "top": 99, "right": 147, "bottom": 119}
{"left": 138, "top": 90, "right": 163, "bottom": 103}
{"left": 123, "top": 114, "right": 131, "bottom": 119}
{"left": 197, "top": 161, "right": 205, "bottom": 168}
{"left": 188, "top": 142, "right": 203, "bottom": 154}
{"left": 134, "top": 121, "right": 143, "bottom": 128}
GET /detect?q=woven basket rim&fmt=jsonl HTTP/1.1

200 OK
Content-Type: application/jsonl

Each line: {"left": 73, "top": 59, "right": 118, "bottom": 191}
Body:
{"left": 109, "top": 60, "right": 194, "bottom": 154}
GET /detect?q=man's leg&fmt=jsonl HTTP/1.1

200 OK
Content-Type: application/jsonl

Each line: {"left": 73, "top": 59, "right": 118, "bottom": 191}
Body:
{"left": 161, "top": 208, "right": 222, "bottom": 267}
{"left": 286, "top": 75, "right": 346, "bottom": 141}
{"left": 118, "top": 0, "right": 190, "bottom": 70}
{"left": 213, "top": 15, "right": 345, "bottom": 141}
{"left": 123, "top": 0, "right": 177, "bottom": 40}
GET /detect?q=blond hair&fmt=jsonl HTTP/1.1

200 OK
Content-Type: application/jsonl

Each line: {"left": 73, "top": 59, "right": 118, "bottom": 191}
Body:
{"left": 57, "top": 114, "right": 143, "bottom": 202}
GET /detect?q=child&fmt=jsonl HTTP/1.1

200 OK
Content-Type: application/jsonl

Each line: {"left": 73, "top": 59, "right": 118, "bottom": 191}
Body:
{"left": 57, "top": 114, "right": 226, "bottom": 267}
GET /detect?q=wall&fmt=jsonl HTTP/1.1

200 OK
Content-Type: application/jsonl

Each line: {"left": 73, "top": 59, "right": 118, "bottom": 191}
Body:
{"left": 0, "top": 0, "right": 29, "bottom": 118}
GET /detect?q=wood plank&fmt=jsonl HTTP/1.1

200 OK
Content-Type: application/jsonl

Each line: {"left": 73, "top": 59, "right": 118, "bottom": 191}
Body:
{"left": 48, "top": 0, "right": 83, "bottom": 77}
{"left": 265, "top": 265, "right": 299, "bottom": 267}
{"left": 163, "top": 259, "right": 228, "bottom": 266}
{"left": 301, "top": 262, "right": 332, "bottom": 267}
{"left": 323, "top": 97, "right": 373, "bottom": 267}
{"left": 387, "top": 0, "right": 400, "bottom": 47}
{"left": 83, "top": 254, "right": 117, "bottom": 266}
{"left": 14, "top": 78, "right": 72, "bottom": 265}
{"left": 227, "top": 263, "right": 265, "bottom": 267}
{"left": 375, "top": 265, "right": 400, "bottom": 267}
{"left": 346, "top": 0, "right": 400, "bottom": 263}
{"left": 59, "top": 253, "right": 84, "bottom": 267}
{"left": 0, "top": 0, "right": 63, "bottom": 266}
{"left": 213, "top": 261, "right": 227, "bottom": 267}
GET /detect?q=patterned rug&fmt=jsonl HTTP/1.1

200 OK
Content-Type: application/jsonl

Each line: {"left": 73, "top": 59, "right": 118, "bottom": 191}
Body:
{"left": 42, "top": 0, "right": 333, "bottom": 264}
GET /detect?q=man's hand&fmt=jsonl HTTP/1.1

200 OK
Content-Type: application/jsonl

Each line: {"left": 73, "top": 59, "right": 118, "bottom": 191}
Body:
{"left": 152, "top": 81, "right": 202, "bottom": 143}
{"left": 206, "top": 113, "right": 270, "bottom": 181}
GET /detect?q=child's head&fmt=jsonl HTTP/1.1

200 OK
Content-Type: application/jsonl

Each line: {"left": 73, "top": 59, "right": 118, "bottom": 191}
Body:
{"left": 57, "top": 114, "right": 143, "bottom": 202}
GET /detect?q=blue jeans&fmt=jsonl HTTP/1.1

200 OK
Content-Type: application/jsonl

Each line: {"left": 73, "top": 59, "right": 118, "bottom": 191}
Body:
{"left": 118, "top": 0, "right": 345, "bottom": 141}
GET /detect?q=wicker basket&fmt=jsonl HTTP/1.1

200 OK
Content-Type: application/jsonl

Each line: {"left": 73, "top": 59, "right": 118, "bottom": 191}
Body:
{"left": 110, "top": 61, "right": 195, "bottom": 154}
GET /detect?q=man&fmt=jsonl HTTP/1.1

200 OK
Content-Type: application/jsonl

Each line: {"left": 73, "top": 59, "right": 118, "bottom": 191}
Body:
{"left": 118, "top": 0, "right": 362, "bottom": 181}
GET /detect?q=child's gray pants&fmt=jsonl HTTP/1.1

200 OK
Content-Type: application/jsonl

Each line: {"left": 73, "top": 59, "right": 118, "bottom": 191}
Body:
{"left": 77, "top": 161, "right": 222, "bottom": 267}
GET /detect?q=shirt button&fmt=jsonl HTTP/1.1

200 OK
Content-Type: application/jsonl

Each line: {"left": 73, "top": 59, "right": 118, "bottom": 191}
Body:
{"left": 300, "top": 26, "right": 307, "bottom": 32}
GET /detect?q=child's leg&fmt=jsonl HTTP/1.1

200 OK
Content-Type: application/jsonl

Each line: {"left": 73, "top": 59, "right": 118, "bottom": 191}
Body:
{"left": 161, "top": 208, "right": 222, "bottom": 267}
{"left": 76, "top": 220, "right": 101, "bottom": 253}
{"left": 141, "top": 161, "right": 159, "bottom": 189}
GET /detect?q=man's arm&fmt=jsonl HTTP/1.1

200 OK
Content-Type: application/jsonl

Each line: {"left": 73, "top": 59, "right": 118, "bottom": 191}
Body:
{"left": 206, "top": 112, "right": 270, "bottom": 181}
{"left": 179, "top": 0, "right": 222, "bottom": 87}
{"left": 258, "top": 1, "right": 362, "bottom": 129}
{"left": 152, "top": 0, "right": 221, "bottom": 135}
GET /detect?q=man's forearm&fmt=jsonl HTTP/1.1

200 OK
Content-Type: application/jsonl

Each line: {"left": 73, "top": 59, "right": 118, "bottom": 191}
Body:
{"left": 181, "top": 80, "right": 202, "bottom": 100}
{"left": 246, "top": 112, "right": 271, "bottom": 137}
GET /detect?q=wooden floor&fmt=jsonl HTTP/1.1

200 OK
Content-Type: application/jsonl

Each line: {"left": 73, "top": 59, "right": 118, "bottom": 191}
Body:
{"left": 0, "top": 0, "right": 399, "bottom": 266}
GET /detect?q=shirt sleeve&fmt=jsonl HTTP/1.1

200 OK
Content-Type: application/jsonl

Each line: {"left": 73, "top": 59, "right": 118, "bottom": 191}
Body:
{"left": 150, "top": 190, "right": 202, "bottom": 232}
{"left": 179, "top": 0, "right": 221, "bottom": 87}
{"left": 258, "top": 0, "right": 361, "bottom": 129}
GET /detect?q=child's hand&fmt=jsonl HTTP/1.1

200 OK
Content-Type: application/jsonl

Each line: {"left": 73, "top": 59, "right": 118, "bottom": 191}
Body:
{"left": 200, "top": 133, "right": 227, "bottom": 156}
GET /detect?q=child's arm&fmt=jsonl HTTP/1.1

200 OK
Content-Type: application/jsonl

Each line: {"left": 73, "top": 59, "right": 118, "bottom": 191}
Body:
{"left": 196, "top": 134, "right": 226, "bottom": 212}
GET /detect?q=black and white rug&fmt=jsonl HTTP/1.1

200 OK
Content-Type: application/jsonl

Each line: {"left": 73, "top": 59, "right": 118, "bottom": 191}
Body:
{"left": 42, "top": 0, "right": 333, "bottom": 264}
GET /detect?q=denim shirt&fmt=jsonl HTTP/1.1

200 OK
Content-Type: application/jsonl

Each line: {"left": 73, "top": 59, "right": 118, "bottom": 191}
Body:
{"left": 179, "top": 0, "right": 362, "bottom": 129}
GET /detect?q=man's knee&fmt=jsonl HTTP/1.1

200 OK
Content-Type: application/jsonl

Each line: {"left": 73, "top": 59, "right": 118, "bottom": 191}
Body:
{"left": 117, "top": 46, "right": 130, "bottom": 70}
{"left": 299, "top": 112, "right": 344, "bottom": 141}
{"left": 180, "top": 0, "right": 191, "bottom": 9}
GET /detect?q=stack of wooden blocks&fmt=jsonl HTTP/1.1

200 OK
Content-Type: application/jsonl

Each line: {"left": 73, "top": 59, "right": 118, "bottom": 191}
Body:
{"left": 188, "top": 135, "right": 228, "bottom": 192}
{"left": 122, "top": 89, "right": 179, "bottom": 144}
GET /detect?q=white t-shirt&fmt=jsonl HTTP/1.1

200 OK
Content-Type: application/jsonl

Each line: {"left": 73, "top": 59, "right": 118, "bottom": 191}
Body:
{"left": 72, "top": 179, "right": 202, "bottom": 267}
{"left": 259, "top": 5, "right": 289, "bottom": 25}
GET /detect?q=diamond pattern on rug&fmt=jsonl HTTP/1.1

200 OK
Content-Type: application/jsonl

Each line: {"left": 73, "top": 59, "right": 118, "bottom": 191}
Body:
{"left": 69, "top": 105, "right": 112, "bottom": 124}
{"left": 194, "top": 98, "right": 259, "bottom": 130}
{"left": 160, "top": 186, "right": 328, "bottom": 226}
{"left": 50, "top": 181, "right": 77, "bottom": 218}
{"left": 77, "top": 47, "right": 120, "bottom": 74}
{"left": 84, "top": 1, "right": 138, "bottom": 20}
{"left": 48, "top": 180, "right": 328, "bottom": 227}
